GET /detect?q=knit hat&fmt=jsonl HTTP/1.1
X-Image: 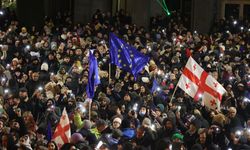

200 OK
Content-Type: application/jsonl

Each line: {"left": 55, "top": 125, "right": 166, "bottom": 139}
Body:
{"left": 156, "top": 104, "right": 165, "bottom": 112}
{"left": 41, "top": 63, "right": 49, "bottom": 71}
{"left": 113, "top": 117, "right": 122, "bottom": 124}
{"left": 142, "top": 118, "right": 151, "bottom": 127}
{"left": 70, "top": 133, "right": 85, "bottom": 144}
{"left": 83, "top": 120, "right": 92, "bottom": 130}
{"left": 172, "top": 133, "right": 184, "bottom": 141}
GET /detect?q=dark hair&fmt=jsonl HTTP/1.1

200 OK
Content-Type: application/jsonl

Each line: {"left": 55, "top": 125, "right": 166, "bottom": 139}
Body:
{"left": 47, "top": 141, "right": 58, "bottom": 150}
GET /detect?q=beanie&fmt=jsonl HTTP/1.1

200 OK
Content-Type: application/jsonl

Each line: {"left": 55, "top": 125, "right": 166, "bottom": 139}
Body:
{"left": 142, "top": 118, "right": 151, "bottom": 127}
{"left": 70, "top": 133, "right": 85, "bottom": 144}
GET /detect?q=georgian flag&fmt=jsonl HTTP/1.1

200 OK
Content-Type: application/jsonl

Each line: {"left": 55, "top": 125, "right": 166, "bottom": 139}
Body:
{"left": 177, "top": 57, "right": 226, "bottom": 110}
{"left": 52, "top": 108, "right": 71, "bottom": 148}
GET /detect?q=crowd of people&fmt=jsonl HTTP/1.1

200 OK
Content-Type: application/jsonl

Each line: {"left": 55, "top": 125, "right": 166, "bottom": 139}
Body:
{"left": 0, "top": 7, "right": 249, "bottom": 150}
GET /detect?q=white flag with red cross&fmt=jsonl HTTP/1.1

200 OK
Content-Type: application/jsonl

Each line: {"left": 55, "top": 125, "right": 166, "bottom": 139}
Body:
{"left": 52, "top": 108, "right": 71, "bottom": 148}
{"left": 177, "top": 57, "right": 226, "bottom": 110}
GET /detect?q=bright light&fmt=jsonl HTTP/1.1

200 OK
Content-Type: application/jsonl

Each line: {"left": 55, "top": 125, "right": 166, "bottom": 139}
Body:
{"left": 50, "top": 72, "right": 54, "bottom": 76}
{"left": 26, "top": 45, "right": 30, "bottom": 50}
{"left": 151, "top": 124, "right": 156, "bottom": 131}
{"left": 96, "top": 141, "right": 103, "bottom": 149}
{"left": 156, "top": 87, "right": 161, "bottom": 92}
{"left": 247, "top": 128, "right": 250, "bottom": 133}
{"left": 4, "top": 89, "right": 9, "bottom": 94}
{"left": 194, "top": 31, "right": 197, "bottom": 34}
{"left": 1, "top": 77, "right": 6, "bottom": 82}
{"left": 220, "top": 53, "right": 224, "bottom": 57}
{"left": 0, "top": 11, "right": 4, "bottom": 15}
{"left": 78, "top": 103, "right": 86, "bottom": 113}
{"left": 169, "top": 144, "right": 172, "bottom": 150}
{"left": 164, "top": 73, "right": 169, "bottom": 79}
{"left": 157, "top": 70, "right": 162, "bottom": 75}
{"left": 177, "top": 106, "right": 181, "bottom": 111}
{"left": 241, "top": 26, "right": 244, "bottom": 30}
{"left": 233, "top": 21, "right": 237, "bottom": 25}
{"left": 147, "top": 45, "right": 152, "bottom": 52}
{"left": 198, "top": 94, "right": 203, "bottom": 98}
{"left": 248, "top": 29, "right": 250, "bottom": 32}
{"left": 235, "top": 130, "right": 242, "bottom": 136}
{"left": 38, "top": 86, "right": 43, "bottom": 91}
{"left": 244, "top": 97, "right": 250, "bottom": 102}
{"left": 228, "top": 148, "right": 232, "bottom": 150}
{"left": 133, "top": 103, "right": 138, "bottom": 111}
{"left": 226, "top": 30, "right": 230, "bottom": 33}
{"left": 229, "top": 76, "right": 234, "bottom": 81}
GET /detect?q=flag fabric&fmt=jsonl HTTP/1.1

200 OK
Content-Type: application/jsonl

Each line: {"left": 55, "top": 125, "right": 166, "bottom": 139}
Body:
{"left": 109, "top": 33, "right": 150, "bottom": 77}
{"left": 151, "top": 79, "right": 160, "bottom": 93}
{"left": 52, "top": 108, "right": 71, "bottom": 148}
{"left": 46, "top": 121, "right": 52, "bottom": 142}
{"left": 177, "top": 57, "right": 226, "bottom": 110}
{"left": 86, "top": 50, "right": 100, "bottom": 99}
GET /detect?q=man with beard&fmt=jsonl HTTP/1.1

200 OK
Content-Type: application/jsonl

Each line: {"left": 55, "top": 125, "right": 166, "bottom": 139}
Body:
{"left": 25, "top": 72, "right": 42, "bottom": 97}
{"left": 18, "top": 87, "right": 32, "bottom": 113}
{"left": 157, "top": 118, "right": 179, "bottom": 140}
{"left": 10, "top": 108, "right": 28, "bottom": 137}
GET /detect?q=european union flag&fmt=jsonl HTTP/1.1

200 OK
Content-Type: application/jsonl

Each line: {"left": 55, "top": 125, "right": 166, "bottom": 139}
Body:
{"left": 86, "top": 51, "right": 100, "bottom": 99}
{"left": 109, "top": 33, "right": 150, "bottom": 77}
{"left": 151, "top": 79, "right": 160, "bottom": 93}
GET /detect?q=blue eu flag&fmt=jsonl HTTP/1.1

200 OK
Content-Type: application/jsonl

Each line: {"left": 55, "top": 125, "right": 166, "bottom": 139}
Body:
{"left": 151, "top": 79, "right": 160, "bottom": 93}
{"left": 109, "top": 33, "right": 150, "bottom": 77}
{"left": 86, "top": 51, "right": 100, "bottom": 99}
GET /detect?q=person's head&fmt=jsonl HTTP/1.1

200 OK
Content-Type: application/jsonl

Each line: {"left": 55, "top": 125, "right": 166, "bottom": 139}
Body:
{"left": 136, "top": 126, "right": 145, "bottom": 138}
{"left": 31, "top": 72, "right": 39, "bottom": 81}
{"left": 139, "top": 105, "right": 147, "bottom": 117}
{"left": 63, "top": 55, "right": 70, "bottom": 63}
{"left": 48, "top": 53, "right": 55, "bottom": 60}
{"left": 164, "top": 119, "right": 174, "bottom": 130}
{"left": 91, "top": 101, "right": 99, "bottom": 111}
{"left": 19, "top": 88, "right": 28, "bottom": 98}
{"left": 142, "top": 117, "right": 151, "bottom": 128}
{"left": 47, "top": 141, "right": 58, "bottom": 150}
{"left": 189, "top": 120, "right": 199, "bottom": 132}
{"left": 96, "top": 119, "right": 108, "bottom": 133}
{"left": 228, "top": 107, "right": 237, "bottom": 118}
{"left": 112, "top": 117, "right": 122, "bottom": 129}
{"left": 114, "top": 83, "right": 122, "bottom": 92}
{"left": 99, "top": 97, "right": 110, "bottom": 107}
{"left": 140, "top": 85, "right": 146, "bottom": 93}
{"left": 172, "top": 133, "right": 184, "bottom": 143}
{"left": 22, "top": 111, "right": 33, "bottom": 123}
{"left": 198, "top": 129, "right": 207, "bottom": 144}
{"left": 70, "top": 133, "right": 85, "bottom": 144}
{"left": 133, "top": 83, "right": 139, "bottom": 91}
{"left": 123, "top": 93, "right": 131, "bottom": 102}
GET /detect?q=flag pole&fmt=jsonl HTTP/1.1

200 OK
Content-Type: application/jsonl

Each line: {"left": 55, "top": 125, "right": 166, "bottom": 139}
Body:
{"left": 88, "top": 99, "right": 92, "bottom": 121}
{"left": 170, "top": 83, "right": 178, "bottom": 104}
{"left": 109, "top": 63, "right": 111, "bottom": 84}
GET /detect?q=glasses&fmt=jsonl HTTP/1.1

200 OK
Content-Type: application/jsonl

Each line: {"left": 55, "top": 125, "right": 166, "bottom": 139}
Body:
{"left": 113, "top": 121, "right": 121, "bottom": 124}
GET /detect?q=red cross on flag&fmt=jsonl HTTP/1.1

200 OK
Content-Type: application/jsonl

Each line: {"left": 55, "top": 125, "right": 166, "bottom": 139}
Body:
{"left": 52, "top": 108, "right": 71, "bottom": 148}
{"left": 177, "top": 57, "right": 226, "bottom": 110}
